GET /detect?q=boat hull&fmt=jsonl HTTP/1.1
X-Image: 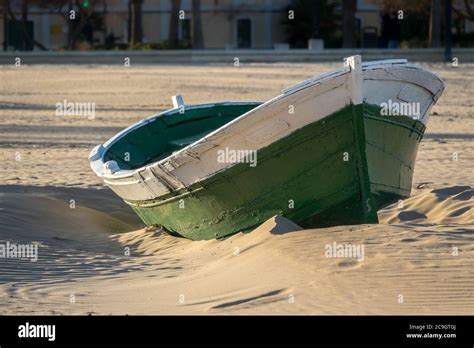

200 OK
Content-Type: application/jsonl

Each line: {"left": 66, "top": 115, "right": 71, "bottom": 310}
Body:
{"left": 90, "top": 57, "right": 443, "bottom": 241}
{"left": 126, "top": 101, "right": 424, "bottom": 240}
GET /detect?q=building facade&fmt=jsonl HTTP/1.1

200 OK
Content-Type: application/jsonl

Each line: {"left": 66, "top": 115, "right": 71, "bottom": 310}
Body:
{"left": 1, "top": 0, "right": 473, "bottom": 50}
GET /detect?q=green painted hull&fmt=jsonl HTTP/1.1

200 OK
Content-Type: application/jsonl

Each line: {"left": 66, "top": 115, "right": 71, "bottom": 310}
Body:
{"left": 126, "top": 102, "right": 425, "bottom": 240}
{"left": 364, "top": 104, "right": 425, "bottom": 210}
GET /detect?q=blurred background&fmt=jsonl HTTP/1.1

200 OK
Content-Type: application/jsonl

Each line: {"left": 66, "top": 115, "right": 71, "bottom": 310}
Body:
{"left": 1, "top": 0, "right": 474, "bottom": 52}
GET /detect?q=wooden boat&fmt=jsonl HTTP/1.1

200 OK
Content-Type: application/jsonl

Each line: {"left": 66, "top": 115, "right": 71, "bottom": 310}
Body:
{"left": 89, "top": 56, "right": 444, "bottom": 240}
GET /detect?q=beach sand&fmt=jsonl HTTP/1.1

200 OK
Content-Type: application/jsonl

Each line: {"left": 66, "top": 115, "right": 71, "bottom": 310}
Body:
{"left": 0, "top": 62, "right": 473, "bottom": 314}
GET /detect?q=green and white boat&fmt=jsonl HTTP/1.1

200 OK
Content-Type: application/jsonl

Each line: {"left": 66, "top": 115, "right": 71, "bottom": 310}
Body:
{"left": 89, "top": 56, "right": 444, "bottom": 240}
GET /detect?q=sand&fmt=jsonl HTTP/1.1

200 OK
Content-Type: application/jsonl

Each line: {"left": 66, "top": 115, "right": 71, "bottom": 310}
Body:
{"left": 0, "top": 62, "right": 473, "bottom": 314}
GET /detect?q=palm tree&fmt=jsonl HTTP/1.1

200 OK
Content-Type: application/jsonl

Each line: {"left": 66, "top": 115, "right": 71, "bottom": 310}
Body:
{"left": 192, "top": 0, "right": 204, "bottom": 48}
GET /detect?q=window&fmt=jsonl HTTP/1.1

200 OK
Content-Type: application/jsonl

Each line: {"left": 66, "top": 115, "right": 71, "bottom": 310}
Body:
{"left": 180, "top": 19, "right": 191, "bottom": 41}
{"left": 237, "top": 18, "right": 252, "bottom": 48}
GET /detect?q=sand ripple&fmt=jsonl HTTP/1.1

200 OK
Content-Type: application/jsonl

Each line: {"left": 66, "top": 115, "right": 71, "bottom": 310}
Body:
{"left": 0, "top": 185, "right": 473, "bottom": 314}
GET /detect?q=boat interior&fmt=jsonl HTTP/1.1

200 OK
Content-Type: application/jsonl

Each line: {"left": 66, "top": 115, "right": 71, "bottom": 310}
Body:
{"left": 103, "top": 103, "right": 261, "bottom": 170}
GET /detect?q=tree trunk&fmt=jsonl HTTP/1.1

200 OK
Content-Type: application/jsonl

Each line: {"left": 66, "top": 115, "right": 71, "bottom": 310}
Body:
{"left": 342, "top": 0, "right": 357, "bottom": 48}
{"left": 130, "top": 0, "right": 143, "bottom": 45}
{"left": 21, "top": 0, "right": 28, "bottom": 50}
{"left": 429, "top": 0, "right": 441, "bottom": 48}
{"left": 169, "top": 0, "right": 180, "bottom": 47}
{"left": 192, "top": 0, "right": 203, "bottom": 48}
{"left": 69, "top": 0, "right": 88, "bottom": 50}
{"left": 444, "top": 0, "right": 452, "bottom": 62}
{"left": 67, "top": 0, "right": 73, "bottom": 49}
{"left": 3, "top": 0, "right": 9, "bottom": 51}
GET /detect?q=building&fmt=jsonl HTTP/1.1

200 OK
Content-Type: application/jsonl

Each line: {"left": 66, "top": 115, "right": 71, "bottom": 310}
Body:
{"left": 1, "top": 0, "right": 473, "bottom": 50}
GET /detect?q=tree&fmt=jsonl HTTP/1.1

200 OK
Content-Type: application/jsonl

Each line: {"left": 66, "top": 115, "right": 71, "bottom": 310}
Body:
{"left": 192, "top": 0, "right": 203, "bottom": 48}
{"left": 37, "top": 0, "right": 74, "bottom": 48}
{"left": 6, "top": 0, "right": 47, "bottom": 50}
{"left": 370, "top": 0, "right": 431, "bottom": 46}
{"left": 342, "top": 0, "right": 357, "bottom": 48}
{"left": 38, "top": 0, "right": 106, "bottom": 50}
{"left": 452, "top": 0, "right": 474, "bottom": 20}
{"left": 370, "top": 0, "right": 431, "bottom": 14}
{"left": 169, "top": 0, "right": 180, "bottom": 48}
{"left": 283, "top": 0, "right": 342, "bottom": 48}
